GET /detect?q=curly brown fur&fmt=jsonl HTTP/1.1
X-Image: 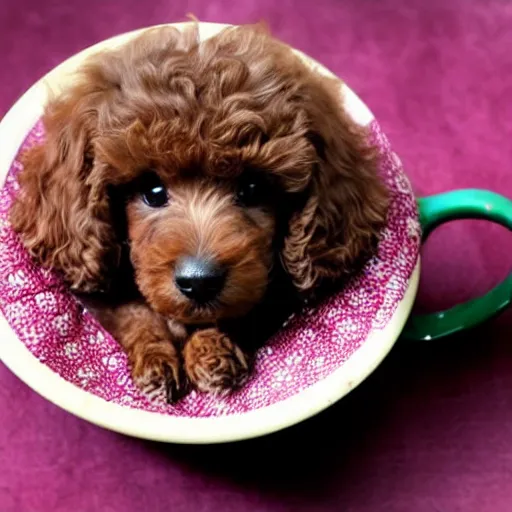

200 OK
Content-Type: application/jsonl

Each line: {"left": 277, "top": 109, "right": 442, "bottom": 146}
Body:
{"left": 184, "top": 328, "right": 249, "bottom": 396}
{"left": 10, "top": 24, "right": 388, "bottom": 402}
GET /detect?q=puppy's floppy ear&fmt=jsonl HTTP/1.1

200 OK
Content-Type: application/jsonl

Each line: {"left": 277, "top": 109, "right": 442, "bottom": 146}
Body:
{"left": 281, "top": 72, "right": 388, "bottom": 294}
{"left": 10, "top": 83, "right": 120, "bottom": 292}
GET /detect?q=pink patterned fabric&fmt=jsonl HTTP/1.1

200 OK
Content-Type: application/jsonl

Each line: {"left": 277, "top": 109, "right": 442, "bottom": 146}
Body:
{"left": 0, "top": 119, "right": 420, "bottom": 417}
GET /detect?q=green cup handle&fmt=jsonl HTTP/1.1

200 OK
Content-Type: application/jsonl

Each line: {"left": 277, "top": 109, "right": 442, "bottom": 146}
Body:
{"left": 402, "top": 189, "right": 512, "bottom": 341}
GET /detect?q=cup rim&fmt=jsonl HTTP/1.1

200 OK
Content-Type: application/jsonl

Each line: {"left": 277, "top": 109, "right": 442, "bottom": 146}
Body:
{"left": 0, "top": 22, "right": 420, "bottom": 444}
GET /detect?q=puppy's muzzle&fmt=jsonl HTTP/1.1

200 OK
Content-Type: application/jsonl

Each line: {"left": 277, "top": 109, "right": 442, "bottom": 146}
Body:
{"left": 174, "top": 256, "right": 227, "bottom": 304}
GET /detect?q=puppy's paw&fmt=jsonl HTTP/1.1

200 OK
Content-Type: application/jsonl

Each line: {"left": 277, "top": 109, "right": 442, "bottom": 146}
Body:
{"left": 131, "top": 342, "right": 187, "bottom": 404}
{"left": 184, "top": 329, "right": 249, "bottom": 397}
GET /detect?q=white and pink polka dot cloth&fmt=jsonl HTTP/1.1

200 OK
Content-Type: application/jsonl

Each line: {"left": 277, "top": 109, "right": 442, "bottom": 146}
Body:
{"left": 0, "top": 120, "right": 420, "bottom": 417}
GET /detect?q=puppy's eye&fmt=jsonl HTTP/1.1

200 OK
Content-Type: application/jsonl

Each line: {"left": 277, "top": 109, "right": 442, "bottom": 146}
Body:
{"left": 140, "top": 174, "right": 168, "bottom": 208}
{"left": 236, "top": 172, "right": 269, "bottom": 207}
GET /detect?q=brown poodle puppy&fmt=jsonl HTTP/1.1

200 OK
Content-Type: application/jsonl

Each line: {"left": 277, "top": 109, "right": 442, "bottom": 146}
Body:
{"left": 10, "top": 24, "right": 388, "bottom": 402}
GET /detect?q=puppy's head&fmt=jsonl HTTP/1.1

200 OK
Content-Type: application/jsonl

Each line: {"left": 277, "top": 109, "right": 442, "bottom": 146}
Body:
{"left": 10, "top": 24, "right": 388, "bottom": 324}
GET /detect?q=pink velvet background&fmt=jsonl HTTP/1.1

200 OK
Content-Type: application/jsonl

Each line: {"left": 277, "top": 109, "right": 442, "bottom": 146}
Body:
{"left": 1, "top": 1, "right": 511, "bottom": 511}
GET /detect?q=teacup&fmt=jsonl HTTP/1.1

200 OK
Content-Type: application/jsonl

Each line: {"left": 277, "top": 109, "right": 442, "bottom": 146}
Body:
{"left": 0, "top": 22, "right": 510, "bottom": 443}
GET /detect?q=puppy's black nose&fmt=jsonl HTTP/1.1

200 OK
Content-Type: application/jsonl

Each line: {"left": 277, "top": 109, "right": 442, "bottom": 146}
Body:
{"left": 174, "top": 257, "right": 226, "bottom": 304}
